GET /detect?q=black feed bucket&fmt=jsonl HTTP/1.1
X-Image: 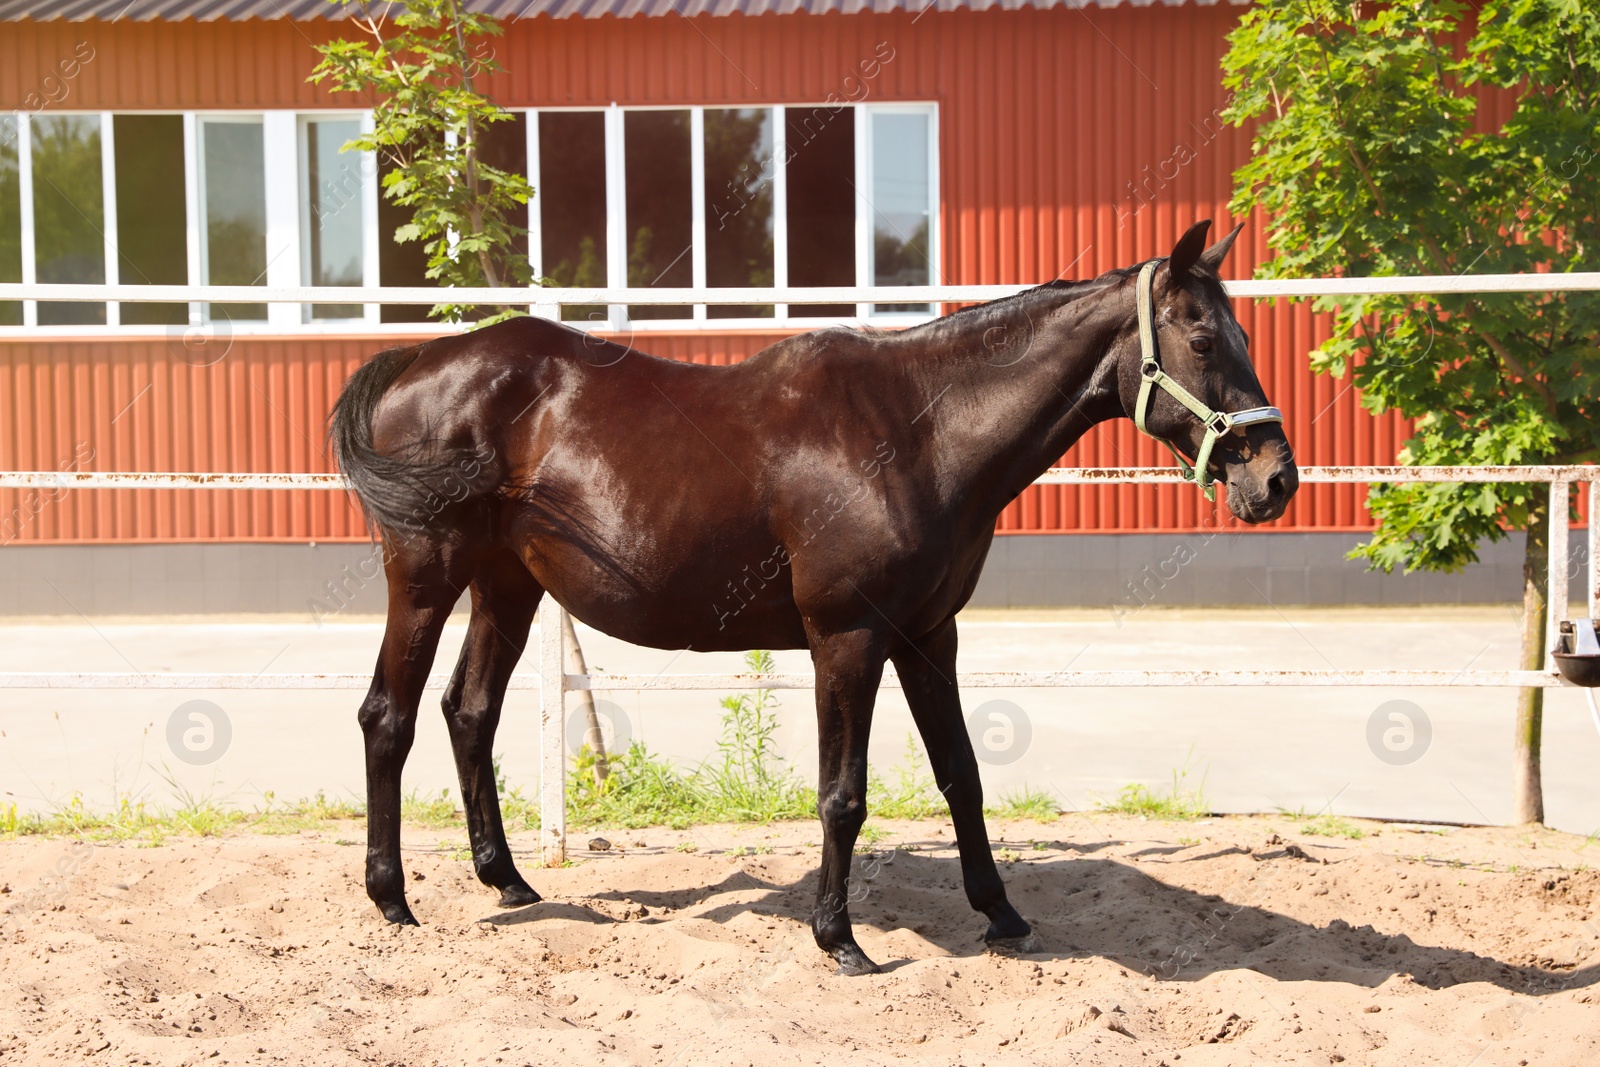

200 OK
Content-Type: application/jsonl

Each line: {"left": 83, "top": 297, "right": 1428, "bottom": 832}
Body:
{"left": 1552, "top": 619, "right": 1600, "bottom": 688}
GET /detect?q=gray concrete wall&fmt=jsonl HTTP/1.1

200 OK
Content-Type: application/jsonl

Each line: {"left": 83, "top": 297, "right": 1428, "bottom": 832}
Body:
{"left": 0, "top": 531, "right": 1584, "bottom": 616}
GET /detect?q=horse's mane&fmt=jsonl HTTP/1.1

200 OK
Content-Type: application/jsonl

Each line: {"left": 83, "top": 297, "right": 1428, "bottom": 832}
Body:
{"left": 881, "top": 263, "right": 1144, "bottom": 339}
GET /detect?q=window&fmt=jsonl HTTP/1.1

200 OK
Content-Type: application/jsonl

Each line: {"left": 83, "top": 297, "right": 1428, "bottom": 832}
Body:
{"left": 537, "top": 111, "right": 607, "bottom": 323}
{"left": 526, "top": 102, "right": 937, "bottom": 328}
{"left": 0, "top": 117, "right": 19, "bottom": 326}
{"left": 32, "top": 114, "right": 105, "bottom": 326}
{"left": 302, "top": 117, "right": 366, "bottom": 320}
{"left": 0, "top": 102, "right": 938, "bottom": 333}
{"left": 785, "top": 106, "right": 856, "bottom": 318}
{"left": 198, "top": 117, "right": 267, "bottom": 323}
{"left": 113, "top": 114, "right": 187, "bottom": 326}
{"left": 705, "top": 108, "right": 774, "bottom": 319}
{"left": 624, "top": 110, "right": 693, "bottom": 321}
{"left": 868, "top": 108, "right": 935, "bottom": 314}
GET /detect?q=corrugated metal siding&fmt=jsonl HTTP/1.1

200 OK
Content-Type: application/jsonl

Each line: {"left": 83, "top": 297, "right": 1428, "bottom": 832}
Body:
{"left": 0, "top": 6, "right": 1419, "bottom": 542}
{"left": 0, "top": 0, "right": 1247, "bottom": 24}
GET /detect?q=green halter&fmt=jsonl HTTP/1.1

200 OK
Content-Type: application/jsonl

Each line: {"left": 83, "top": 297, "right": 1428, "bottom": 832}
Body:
{"left": 1133, "top": 261, "right": 1284, "bottom": 501}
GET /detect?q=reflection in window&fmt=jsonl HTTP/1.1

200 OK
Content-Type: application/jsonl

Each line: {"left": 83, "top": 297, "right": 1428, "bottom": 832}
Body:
{"left": 538, "top": 111, "right": 606, "bottom": 323}
{"left": 32, "top": 114, "right": 104, "bottom": 326}
{"left": 704, "top": 108, "right": 773, "bottom": 319}
{"left": 0, "top": 117, "right": 19, "bottom": 326}
{"left": 870, "top": 111, "right": 933, "bottom": 313}
{"left": 113, "top": 115, "right": 187, "bottom": 326}
{"left": 200, "top": 118, "right": 267, "bottom": 322}
{"left": 624, "top": 110, "right": 692, "bottom": 321}
{"left": 785, "top": 106, "right": 855, "bottom": 318}
{"left": 305, "top": 119, "right": 365, "bottom": 320}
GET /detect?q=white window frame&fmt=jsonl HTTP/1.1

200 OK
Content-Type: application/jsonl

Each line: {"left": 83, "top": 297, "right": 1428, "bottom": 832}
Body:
{"left": 526, "top": 101, "right": 941, "bottom": 332}
{"left": 0, "top": 102, "right": 941, "bottom": 336}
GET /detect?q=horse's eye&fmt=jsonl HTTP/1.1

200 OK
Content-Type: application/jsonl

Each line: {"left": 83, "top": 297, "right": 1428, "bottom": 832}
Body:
{"left": 1189, "top": 336, "right": 1214, "bottom": 353}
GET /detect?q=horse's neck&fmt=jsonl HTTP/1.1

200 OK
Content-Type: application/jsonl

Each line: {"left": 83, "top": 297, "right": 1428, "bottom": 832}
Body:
{"left": 909, "top": 283, "right": 1132, "bottom": 518}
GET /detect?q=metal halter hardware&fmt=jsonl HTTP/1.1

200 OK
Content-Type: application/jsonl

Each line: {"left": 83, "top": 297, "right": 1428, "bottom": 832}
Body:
{"left": 1133, "top": 260, "right": 1284, "bottom": 501}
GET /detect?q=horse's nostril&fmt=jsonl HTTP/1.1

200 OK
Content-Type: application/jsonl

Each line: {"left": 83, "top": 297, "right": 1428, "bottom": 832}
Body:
{"left": 1268, "top": 471, "right": 1286, "bottom": 499}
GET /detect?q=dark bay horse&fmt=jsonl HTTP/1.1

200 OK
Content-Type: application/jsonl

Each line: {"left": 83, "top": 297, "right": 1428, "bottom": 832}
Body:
{"left": 330, "top": 219, "right": 1297, "bottom": 975}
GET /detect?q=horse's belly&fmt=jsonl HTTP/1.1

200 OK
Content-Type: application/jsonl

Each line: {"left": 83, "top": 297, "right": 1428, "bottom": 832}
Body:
{"left": 517, "top": 531, "right": 811, "bottom": 653}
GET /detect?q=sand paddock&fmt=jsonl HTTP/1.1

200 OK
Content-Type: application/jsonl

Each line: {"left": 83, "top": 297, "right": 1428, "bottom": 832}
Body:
{"left": 2, "top": 813, "right": 1597, "bottom": 1066}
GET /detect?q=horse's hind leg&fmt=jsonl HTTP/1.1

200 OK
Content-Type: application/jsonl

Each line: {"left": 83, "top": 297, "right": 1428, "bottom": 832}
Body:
{"left": 439, "top": 549, "right": 543, "bottom": 908}
{"left": 360, "top": 533, "right": 475, "bottom": 925}
{"left": 890, "top": 618, "right": 1034, "bottom": 949}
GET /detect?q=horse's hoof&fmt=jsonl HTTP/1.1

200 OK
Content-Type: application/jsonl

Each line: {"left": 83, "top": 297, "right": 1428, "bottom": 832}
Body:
{"left": 379, "top": 902, "right": 420, "bottom": 926}
{"left": 497, "top": 883, "right": 541, "bottom": 908}
{"left": 831, "top": 944, "right": 882, "bottom": 977}
{"left": 986, "top": 931, "right": 1043, "bottom": 956}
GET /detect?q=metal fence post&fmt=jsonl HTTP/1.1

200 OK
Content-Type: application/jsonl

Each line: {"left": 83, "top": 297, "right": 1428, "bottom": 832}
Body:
{"left": 1590, "top": 479, "right": 1600, "bottom": 622}
{"left": 539, "top": 603, "right": 567, "bottom": 867}
{"left": 1547, "top": 478, "right": 1570, "bottom": 673}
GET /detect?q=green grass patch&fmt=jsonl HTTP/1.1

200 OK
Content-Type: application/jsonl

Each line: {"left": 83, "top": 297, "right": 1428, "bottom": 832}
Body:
{"left": 986, "top": 786, "right": 1061, "bottom": 823}
{"left": 563, "top": 651, "right": 814, "bottom": 829}
{"left": 1, "top": 651, "right": 1007, "bottom": 840}
{"left": 0, "top": 785, "right": 368, "bottom": 844}
{"left": 1294, "top": 813, "right": 1366, "bottom": 839}
{"left": 866, "top": 735, "right": 946, "bottom": 820}
{"left": 1096, "top": 751, "right": 1210, "bottom": 821}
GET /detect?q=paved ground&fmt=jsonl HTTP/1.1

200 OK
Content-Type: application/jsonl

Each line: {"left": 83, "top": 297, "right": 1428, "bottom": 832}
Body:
{"left": 2, "top": 606, "right": 1598, "bottom": 834}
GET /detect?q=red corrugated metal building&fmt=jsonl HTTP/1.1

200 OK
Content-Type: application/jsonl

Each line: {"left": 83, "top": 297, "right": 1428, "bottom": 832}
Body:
{"left": 0, "top": 0, "right": 1400, "bottom": 549}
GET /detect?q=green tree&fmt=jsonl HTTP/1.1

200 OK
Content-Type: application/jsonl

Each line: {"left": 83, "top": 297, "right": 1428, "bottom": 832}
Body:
{"left": 1222, "top": 0, "right": 1600, "bottom": 823}
{"left": 309, "top": 0, "right": 532, "bottom": 322}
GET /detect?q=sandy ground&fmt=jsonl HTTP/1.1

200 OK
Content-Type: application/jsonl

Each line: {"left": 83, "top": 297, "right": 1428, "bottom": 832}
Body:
{"left": 2, "top": 813, "right": 1598, "bottom": 1067}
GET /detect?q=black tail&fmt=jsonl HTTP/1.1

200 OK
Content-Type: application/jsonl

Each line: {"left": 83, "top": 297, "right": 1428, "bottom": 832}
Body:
{"left": 328, "top": 346, "right": 499, "bottom": 534}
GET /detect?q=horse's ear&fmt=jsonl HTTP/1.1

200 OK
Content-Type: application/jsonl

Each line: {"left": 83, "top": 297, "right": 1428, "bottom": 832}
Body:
{"left": 1167, "top": 219, "right": 1212, "bottom": 278}
{"left": 1198, "top": 221, "right": 1245, "bottom": 273}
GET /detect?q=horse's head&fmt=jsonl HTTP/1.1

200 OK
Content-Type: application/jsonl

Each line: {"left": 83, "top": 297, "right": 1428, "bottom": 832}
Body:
{"left": 1117, "top": 219, "right": 1298, "bottom": 524}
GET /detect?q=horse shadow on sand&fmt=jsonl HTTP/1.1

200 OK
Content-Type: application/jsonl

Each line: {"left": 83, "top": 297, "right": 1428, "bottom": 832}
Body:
{"left": 486, "top": 839, "right": 1599, "bottom": 996}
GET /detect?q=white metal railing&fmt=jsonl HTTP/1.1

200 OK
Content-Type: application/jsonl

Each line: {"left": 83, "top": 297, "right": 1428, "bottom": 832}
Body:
{"left": 5, "top": 277, "right": 1600, "bottom": 859}
{"left": 3, "top": 465, "right": 1597, "bottom": 865}
{"left": 5, "top": 273, "right": 1600, "bottom": 307}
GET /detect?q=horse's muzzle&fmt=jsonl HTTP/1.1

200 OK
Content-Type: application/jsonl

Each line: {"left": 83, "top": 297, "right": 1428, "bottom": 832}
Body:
{"left": 1225, "top": 451, "right": 1298, "bottom": 524}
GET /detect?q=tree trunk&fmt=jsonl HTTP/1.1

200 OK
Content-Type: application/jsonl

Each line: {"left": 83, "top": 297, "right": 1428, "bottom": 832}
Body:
{"left": 1513, "top": 500, "right": 1548, "bottom": 825}
{"left": 561, "top": 611, "right": 610, "bottom": 783}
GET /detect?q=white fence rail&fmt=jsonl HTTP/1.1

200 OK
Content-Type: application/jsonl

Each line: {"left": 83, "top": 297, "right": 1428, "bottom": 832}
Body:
{"left": 5, "top": 276, "right": 1600, "bottom": 860}
{"left": 5, "top": 273, "right": 1600, "bottom": 306}
{"left": 2, "top": 465, "right": 1596, "bottom": 864}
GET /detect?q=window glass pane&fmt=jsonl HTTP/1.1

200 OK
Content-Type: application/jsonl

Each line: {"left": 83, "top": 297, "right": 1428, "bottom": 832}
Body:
{"left": 478, "top": 112, "right": 529, "bottom": 271}
{"left": 305, "top": 119, "right": 365, "bottom": 320}
{"left": 870, "top": 110, "right": 932, "bottom": 314}
{"left": 624, "top": 109, "right": 692, "bottom": 321}
{"left": 538, "top": 111, "right": 606, "bottom": 323}
{"left": 0, "top": 117, "right": 20, "bottom": 326}
{"left": 704, "top": 108, "right": 773, "bottom": 319}
{"left": 785, "top": 106, "right": 854, "bottom": 318}
{"left": 113, "top": 114, "right": 187, "bottom": 326}
{"left": 32, "top": 114, "right": 105, "bottom": 326}
{"left": 378, "top": 149, "right": 434, "bottom": 324}
{"left": 201, "top": 118, "right": 267, "bottom": 323}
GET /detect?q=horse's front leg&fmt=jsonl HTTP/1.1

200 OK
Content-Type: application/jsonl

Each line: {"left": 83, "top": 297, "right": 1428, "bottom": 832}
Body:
{"left": 807, "top": 627, "right": 889, "bottom": 976}
{"left": 891, "top": 616, "right": 1035, "bottom": 950}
